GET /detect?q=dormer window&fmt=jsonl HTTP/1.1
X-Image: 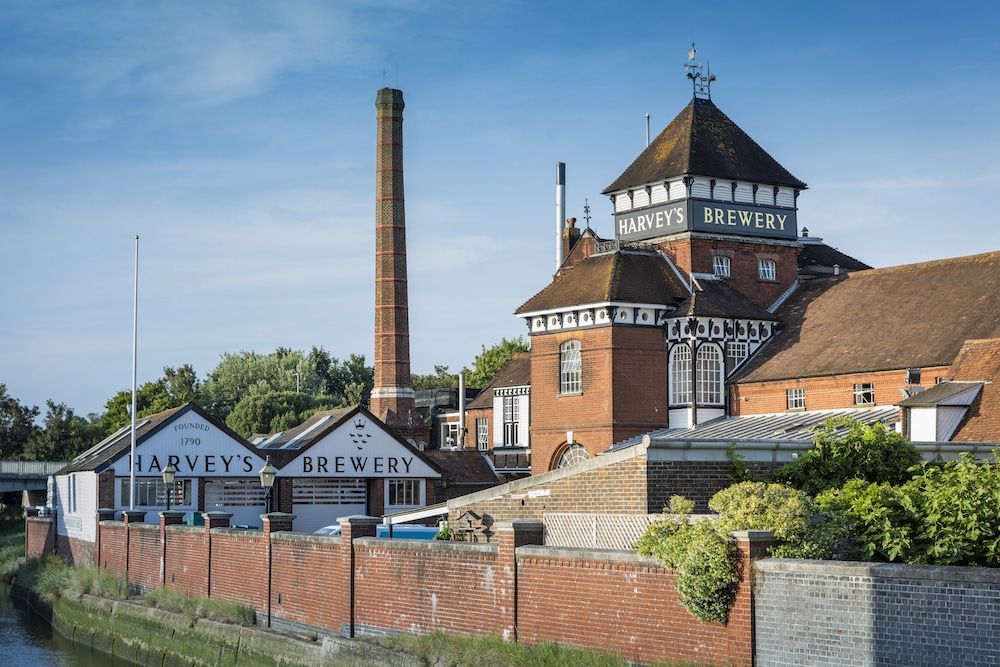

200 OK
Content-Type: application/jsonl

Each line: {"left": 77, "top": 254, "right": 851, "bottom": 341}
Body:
{"left": 713, "top": 255, "right": 731, "bottom": 278}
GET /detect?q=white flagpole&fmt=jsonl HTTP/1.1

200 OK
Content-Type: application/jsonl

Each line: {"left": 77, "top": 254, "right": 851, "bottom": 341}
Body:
{"left": 129, "top": 235, "right": 139, "bottom": 510}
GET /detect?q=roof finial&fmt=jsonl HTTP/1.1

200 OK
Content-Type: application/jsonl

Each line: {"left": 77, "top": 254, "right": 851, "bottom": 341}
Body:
{"left": 683, "top": 43, "right": 716, "bottom": 100}
{"left": 583, "top": 198, "right": 592, "bottom": 229}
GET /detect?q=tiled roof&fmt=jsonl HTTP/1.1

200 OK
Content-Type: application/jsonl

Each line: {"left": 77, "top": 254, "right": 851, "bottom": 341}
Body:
{"left": 673, "top": 279, "right": 774, "bottom": 320}
{"left": 467, "top": 353, "right": 530, "bottom": 410}
{"left": 897, "top": 381, "right": 983, "bottom": 407}
{"left": 736, "top": 251, "right": 1000, "bottom": 383}
{"left": 517, "top": 250, "right": 689, "bottom": 314}
{"left": 610, "top": 407, "right": 899, "bottom": 451}
{"left": 422, "top": 450, "right": 501, "bottom": 487}
{"left": 948, "top": 338, "right": 1000, "bottom": 442}
{"left": 603, "top": 97, "right": 806, "bottom": 194}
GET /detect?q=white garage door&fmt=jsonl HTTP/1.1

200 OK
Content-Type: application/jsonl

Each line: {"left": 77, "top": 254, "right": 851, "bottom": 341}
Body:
{"left": 205, "top": 480, "right": 267, "bottom": 528}
{"left": 293, "top": 479, "right": 367, "bottom": 533}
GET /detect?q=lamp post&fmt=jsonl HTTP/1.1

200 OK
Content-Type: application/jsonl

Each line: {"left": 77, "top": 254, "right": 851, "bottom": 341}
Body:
{"left": 161, "top": 463, "right": 177, "bottom": 512}
{"left": 259, "top": 456, "right": 277, "bottom": 514}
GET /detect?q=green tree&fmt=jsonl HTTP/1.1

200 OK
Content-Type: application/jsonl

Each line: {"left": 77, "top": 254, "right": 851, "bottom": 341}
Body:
{"left": 225, "top": 391, "right": 338, "bottom": 438}
{"left": 773, "top": 417, "right": 920, "bottom": 496}
{"left": 101, "top": 365, "right": 201, "bottom": 433}
{"left": 0, "top": 384, "right": 40, "bottom": 460}
{"left": 465, "top": 337, "right": 529, "bottom": 388}
{"left": 23, "top": 401, "right": 105, "bottom": 461}
{"left": 411, "top": 365, "right": 458, "bottom": 390}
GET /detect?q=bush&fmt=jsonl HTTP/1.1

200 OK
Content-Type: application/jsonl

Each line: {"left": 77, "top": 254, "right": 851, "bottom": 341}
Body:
{"left": 709, "top": 482, "right": 811, "bottom": 541}
{"left": 816, "top": 453, "right": 1000, "bottom": 565}
{"left": 774, "top": 417, "right": 920, "bottom": 495}
{"left": 434, "top": 521, "right": 452, "bottom": 541}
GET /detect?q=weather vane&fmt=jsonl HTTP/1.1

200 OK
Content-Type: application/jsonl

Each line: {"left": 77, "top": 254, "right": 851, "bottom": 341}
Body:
{"left": 583, "top": 198, "right": 592, "bottom": 229}
{"left": 683, "top": 43, "right": 716, "bottom": 100}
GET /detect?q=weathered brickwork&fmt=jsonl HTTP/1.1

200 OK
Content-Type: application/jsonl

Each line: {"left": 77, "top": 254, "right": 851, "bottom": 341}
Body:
{"left": 127, "top": 523, "right": 161, "bottom": 590}
{"left": 209, "top": 530, "right": 269, "bottom": 611}
{"left": 647, "top": 460, "right": 782, "bottom": 512}
{"left": 353, "top": 539, "right": 510, "bottom": 638}
{"left": 26, "top": 516, "right": 55, "bottom": 559}
{"left": 733, "top": 366, "right": 950, "bottom": 415}
{"left": 164, "top": 526, "right": 209, "bottom": 597}
{"left": 755, "top": 559, "right": 1000, "bottom": 667}
{"left": 57, "top": 534, "right": 96, "bottom": 566}
{"left": 517, "top": 537, "right": 756, "bottom": 667}
{"left": 98, "top": 522, "right": 127, "bottom": 573}
{"left": 269, "top": 534, "right": 345, "bottom": 633}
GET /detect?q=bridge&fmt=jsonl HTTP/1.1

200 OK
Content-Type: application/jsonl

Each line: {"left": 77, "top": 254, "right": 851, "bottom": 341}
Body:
{"left": 0, "top": 460, "right": 67, "bottom": 493}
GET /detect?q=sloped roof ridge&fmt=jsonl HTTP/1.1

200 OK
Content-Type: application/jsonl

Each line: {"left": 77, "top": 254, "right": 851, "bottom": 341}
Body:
{"left": 851, "top": 249, "right": 1000, "bottom": 277}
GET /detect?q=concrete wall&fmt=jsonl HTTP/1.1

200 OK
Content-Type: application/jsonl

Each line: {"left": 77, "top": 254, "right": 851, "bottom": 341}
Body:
{"left": 754, "top": 559, "right": 1000, "bottom": 667}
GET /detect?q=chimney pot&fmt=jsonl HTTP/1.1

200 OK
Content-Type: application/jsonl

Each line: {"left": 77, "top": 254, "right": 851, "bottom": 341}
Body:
{"left": 567, "top": 217, "right": 576, "bottom": 228}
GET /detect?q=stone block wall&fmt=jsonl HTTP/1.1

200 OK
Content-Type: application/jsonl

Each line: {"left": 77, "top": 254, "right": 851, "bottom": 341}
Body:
{"left": 754, "top": 559, "right": 1000, "bottom": 667}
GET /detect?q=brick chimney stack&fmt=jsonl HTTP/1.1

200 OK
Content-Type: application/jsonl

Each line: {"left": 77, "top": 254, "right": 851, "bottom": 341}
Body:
{"left": 369, "top": 88, "right": 418, "bottom": 435}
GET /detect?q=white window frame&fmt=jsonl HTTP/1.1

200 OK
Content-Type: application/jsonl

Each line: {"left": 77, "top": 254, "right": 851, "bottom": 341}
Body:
{"left": 385, "top": 479, "right": 423, "bottom": 509}
{"left": 559, "top": 340, "right": 582, "bottom": 395}
{"left": 502, "top": 395, "right": 520, "bottom": 445}
{"left": 440, "top": 421, "right": 460, "bottom": 448}
{"left": 696, "top": 344, "right": 725, "bottom": 405}
{"left": 476, "top": 418, "right": 488, "bottom": 452}
{"left": 669, "top": 344, "right": 692, "bottom": 405}
{"left": 758, "top": 259, "right": 777, "bottom": 281}
{"left": 120, "top": 478, "right": 193, "bottom": 508}
{"left": 854, "top": 383, "right": 875, "bottom": 405}
{"left": 726, "top": 341, "right": 748, "bottom": 370}
{"left": 786, "top": 388, "right": 805, "bottom": 410}
{"left": 713, "top": 255, "right": 731, "bottom": 278}
{"left": 68, "top": 474, "right": 77, "bottom": 514}
{"left": 557, "top": 444, "right": 591, "bottom": 469}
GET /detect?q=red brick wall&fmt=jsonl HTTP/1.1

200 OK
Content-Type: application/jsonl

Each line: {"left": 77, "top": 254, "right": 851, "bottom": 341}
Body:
{"left": 97, "top": 471, "right": 115, "bottom": 508}
{"left": 660, "top": 236, "right": 798, "bottom": 310}
{"left": 26, "top": 517, "right": 54, "bottom": 558}
{"left": 732, "top": 366, "right": 949, "bottom": 415}
{"left": 464, "top": 406, "right": 491, "bottom": 451}
{"left": 610, "top": 326, "right": 668, "bottom": 439}
{"left": 57, "top": 535, "right": 96, "bottom": 566}
{"left": 517, "top": 539, "right": 754, "bottom": 666}
{"left": 269, "top": 534, "right": 345, "bottom": 633}
{"left": 99, "top": 522, "right": 127, "bottom": 574}
{"left": 127, "top": 524, "right": 161, "bottom": 590}
{"left": 209, "top": 531, "right": 268, "bottom": 613}
{"left": 164, "top": 526, "right": 209, "bottom": 597}
{"left": 353, "top": 539, "right": 509, "bottom": 638}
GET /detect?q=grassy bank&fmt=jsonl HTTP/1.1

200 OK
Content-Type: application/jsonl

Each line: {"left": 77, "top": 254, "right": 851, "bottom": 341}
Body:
{"left": 0, "top": 521, "right": 25, "bottom": 577}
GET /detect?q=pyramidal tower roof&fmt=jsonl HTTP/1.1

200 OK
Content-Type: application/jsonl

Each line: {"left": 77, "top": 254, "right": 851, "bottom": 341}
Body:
{"left": 603, "top": 97, "right": 806, "bottom": 194}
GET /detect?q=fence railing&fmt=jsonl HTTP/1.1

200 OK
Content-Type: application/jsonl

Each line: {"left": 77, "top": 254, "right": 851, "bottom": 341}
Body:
{"left": 0, "top": 460, "right": 67, "bottom": 476}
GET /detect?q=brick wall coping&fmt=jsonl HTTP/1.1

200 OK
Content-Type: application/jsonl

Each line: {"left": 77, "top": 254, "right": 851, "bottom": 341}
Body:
{"left": 643, "top": 438, "right": 998, "bottom": 463}
{"left": 354, "top": 537, "right": 499, "bottom": 556}
{"left": 448, "top": 445, "right": 646, "bottom": 509}
{"left": 129, "top": 523, "right": 160, "bottom": 532}
{"left": 100, "top": 520, "right": 126, "bottom": 527}
{"left": 26, "top": 516, "right": 54, "bottom": 524}
{"left": 269, "top": 532, "right": 342, "bottom": 545}
{"left": 516, "top": 544, "right": 662, "bottom": 565}
{"left": 211, "top": 528, "right": 266, "bottom": 538}
{"left": 164, "top": 524, "right": 203, "bottom": 533}
{"left": 756, "top": 558, "right": 1000, "bottom": 584}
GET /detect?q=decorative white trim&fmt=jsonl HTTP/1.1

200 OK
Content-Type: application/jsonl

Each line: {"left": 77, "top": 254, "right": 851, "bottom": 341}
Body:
{"left": 370, "top": 387, "right": 416, "bottom": 399}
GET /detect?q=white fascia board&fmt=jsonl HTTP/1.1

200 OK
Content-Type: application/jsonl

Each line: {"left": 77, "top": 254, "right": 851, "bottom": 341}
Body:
{"left": 518, "top": 301, "right": 673, "bottom": 319}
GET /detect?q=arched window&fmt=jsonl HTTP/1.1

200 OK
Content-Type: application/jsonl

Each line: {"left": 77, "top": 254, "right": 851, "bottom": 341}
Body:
{"left": 557, "top": 444, "right": 591, "bottom": 469}
{"left": 713, "top": 255, "right": 731, "bottom": 278}
{"left": 559, "top": 340, "right": 582, "bottom": 394}
{"left": 697, "top": 344, "right": 724, "bottom": 405}
{"left": 669, "top": 344, "right": 692, "bottom": 404}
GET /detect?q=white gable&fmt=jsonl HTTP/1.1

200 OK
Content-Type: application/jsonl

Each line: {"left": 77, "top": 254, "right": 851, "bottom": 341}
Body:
{"left": 281, "top": 413, "right": 439, "bottom": 478}
{"left": 112, "top": 409, "right": 265, "bottom": 477}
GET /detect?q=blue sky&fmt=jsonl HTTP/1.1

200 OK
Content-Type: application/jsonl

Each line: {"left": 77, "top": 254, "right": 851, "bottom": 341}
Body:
{"left": 2, "top": 1, "right": 999, "bottom": 416}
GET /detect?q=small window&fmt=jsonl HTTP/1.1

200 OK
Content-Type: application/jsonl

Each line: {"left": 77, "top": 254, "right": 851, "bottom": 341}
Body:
{"left": 503, "top": 396, "right": 520, "bottom": 445}
{"left": 726, "top": 341, "right": 748, "bottom": 370}
{"left": 121, "top": 478, "right": 192, "bottom": 507}
{"left": 476, "top": 418, "right": 488, "bottom": 451}
{"left": 440, "top": 422, "right": 460, "bottom": 448}
{"left": 68, "top": 474, "right": 77, "bottom": 514}
{"left": 758, "top": 259, "right": 777, "bottom": 281}
{"left": 387, "top": 479, "right": 421, "bottom": 508}
{"left": 713, "top": 255, "right": 731, "bottom": 278}
{"left": 854, "top": 383, "right": 875, "bottom": 405}
{"left": 559, "top": 340, "right": 582, "bottom": 394}
{"left": 786, "top": 388, "right": 805, "bottom": 410}
{"left": 669, "top": 344, "right": 692, "bottom": 404}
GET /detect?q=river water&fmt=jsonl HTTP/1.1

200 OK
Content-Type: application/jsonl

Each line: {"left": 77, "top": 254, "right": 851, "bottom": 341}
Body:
{"left": 0, "top": 585, "right": 111, "bottom": 666}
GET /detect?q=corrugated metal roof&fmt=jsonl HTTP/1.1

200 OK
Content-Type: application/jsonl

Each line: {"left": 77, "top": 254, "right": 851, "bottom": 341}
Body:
{"left": 611, "top": 407, "right": 899, "bottom": 451}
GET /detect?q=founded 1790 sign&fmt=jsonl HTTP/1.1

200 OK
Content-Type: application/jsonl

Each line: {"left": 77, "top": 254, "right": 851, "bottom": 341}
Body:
{"left": 614, "top": 199, "right": 798, "bottom": 242}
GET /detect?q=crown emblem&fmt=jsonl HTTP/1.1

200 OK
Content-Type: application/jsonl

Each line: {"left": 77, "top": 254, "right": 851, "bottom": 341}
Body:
{"left": 349, "top": 417, "right": 371, "bottom": 450}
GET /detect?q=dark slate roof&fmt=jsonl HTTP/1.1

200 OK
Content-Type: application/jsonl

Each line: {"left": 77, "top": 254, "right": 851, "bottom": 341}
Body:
{"left": 736, "top": 251, "right": 1000, "bottom": 383}
{"left": 673, "top": 279, "right": 774, "bottom": 320}
{"left": 516, "top": 250, "right": 689, "bottom": 314}
{"left": 897, "top": 381, "right": 983, "bottom": 407}
{"left": 467, "top": 353, "right": 530, "bottom": 410}
{"left": 422, "top": 450, "right": 501, "bottom": 488}
{"left": 253, "top": 407, "right": 355, "bottom": 450}
{"left": 603, "top": 97, "right": 806, "bottom": 194}
{"left": 798, "top": 239, "right": 871, "bottom": 277}
{"left": 59, "top": 404, "right": 255, "bottom": 474}
{"left": 611, "top": 407, "right": 899, "bottom": 451}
